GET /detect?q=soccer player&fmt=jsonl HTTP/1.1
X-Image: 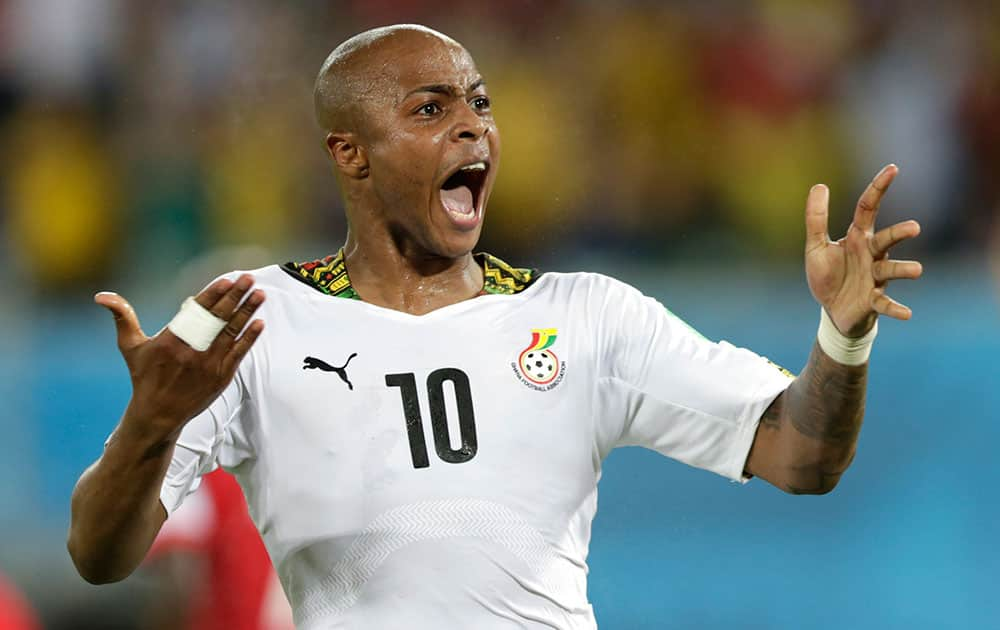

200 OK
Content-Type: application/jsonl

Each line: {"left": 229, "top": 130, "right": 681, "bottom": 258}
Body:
{"left": 68, "top": 25, "right": 923, "bottom": 629}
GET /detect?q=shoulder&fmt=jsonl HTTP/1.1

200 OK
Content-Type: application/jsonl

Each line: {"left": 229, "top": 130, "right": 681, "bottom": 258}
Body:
{"left": 534, "top": 272, "right": 685, "bottom": 343}
{"left": 475, "top": 252, "right": 639, "bottom": 300}
{"left": 528, "top": 269, "right": 643, "bottom": 305}
{"left": 199, "top": 264, "right": 339, "bottom": 330}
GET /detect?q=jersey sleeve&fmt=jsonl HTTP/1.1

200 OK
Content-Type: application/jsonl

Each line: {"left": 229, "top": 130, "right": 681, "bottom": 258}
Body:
{"left": 159, "top": 372, "right": 252, "bottom": 515}
{"left": 592, "top": 276, "right": 794, "bottom": 482}
{"left": 146, "top": 477, "right": 216, "bottom": 560}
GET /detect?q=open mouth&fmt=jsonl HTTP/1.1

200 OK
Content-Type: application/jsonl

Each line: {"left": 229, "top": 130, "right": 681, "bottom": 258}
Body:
{"left": 440, "top": 161, "right": 489, "bottom": 223}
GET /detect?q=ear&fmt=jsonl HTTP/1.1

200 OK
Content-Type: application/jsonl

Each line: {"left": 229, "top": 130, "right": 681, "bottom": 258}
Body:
{"left": 325, "top": 132, "right": 369, "bottom": 179}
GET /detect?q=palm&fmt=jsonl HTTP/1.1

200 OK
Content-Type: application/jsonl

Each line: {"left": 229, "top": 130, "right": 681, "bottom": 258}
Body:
{"left": 94, "top": 275, "right": 266, "bottom": 428}
{"left": 803, "top": 165, "right": 922, "bottom": 338}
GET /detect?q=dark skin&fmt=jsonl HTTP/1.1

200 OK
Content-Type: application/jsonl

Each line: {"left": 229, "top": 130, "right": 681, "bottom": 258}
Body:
{"left": 68, "top": 278, "right": 265, "bottom": 583}
{"left": 68, "top": 26, "right": 921, "bottom": 585}
{"left": 319, "top": 28, "right": 500, "bottom": 314}
{"left": 745, "top": 168, "right": 923, "bottom": 492}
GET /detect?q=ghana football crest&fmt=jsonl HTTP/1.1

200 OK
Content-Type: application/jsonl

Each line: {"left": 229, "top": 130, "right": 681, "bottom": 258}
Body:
{"left": 511, "top": 329, "right": 566, "bottom": 391}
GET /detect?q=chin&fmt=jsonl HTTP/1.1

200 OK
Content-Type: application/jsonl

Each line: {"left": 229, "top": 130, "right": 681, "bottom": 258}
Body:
{"left": 432, "top": 227, "right": 483, "bottom": 259}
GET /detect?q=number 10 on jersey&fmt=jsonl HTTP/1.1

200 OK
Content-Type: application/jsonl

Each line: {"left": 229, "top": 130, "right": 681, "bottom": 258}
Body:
{"left": 385, "top": 369, "right": 478, "bottom": 469}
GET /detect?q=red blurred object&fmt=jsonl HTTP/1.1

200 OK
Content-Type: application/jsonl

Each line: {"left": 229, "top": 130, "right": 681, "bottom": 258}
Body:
{"left": 147, "top": 470, "right": 293, "bottom": 630}
{"left": 0, "top": 572, "right": 40, "bottom": 630}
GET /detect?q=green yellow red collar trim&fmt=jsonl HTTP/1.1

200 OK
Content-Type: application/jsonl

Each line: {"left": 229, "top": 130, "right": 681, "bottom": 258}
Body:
{"left": 282, "top": 250, "right": 538, "bottom": 300}
{"left": 475, "top": 252, "right": 538, "bottom": 295}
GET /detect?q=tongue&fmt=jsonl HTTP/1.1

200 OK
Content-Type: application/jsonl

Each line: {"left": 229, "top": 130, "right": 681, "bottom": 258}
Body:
{"left": 440, "top": 185, "right": 474, "bottom": 215}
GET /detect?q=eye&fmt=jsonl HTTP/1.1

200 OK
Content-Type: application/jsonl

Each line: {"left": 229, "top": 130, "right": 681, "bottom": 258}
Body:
{"left": 472, "top": 96, "right": 491, "bottom": 111}
{"left": 417, "top": 102, "right": 442, "bottom": 116}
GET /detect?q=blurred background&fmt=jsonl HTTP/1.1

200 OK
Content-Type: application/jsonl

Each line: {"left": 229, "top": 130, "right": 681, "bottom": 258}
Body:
{"left": 0, "top": 0, "right": 998, "bottom": 628}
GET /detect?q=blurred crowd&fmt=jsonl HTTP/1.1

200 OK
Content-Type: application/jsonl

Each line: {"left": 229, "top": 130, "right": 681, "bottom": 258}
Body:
{"left": 1, "top": 0, "right": 998, "bottom": 297}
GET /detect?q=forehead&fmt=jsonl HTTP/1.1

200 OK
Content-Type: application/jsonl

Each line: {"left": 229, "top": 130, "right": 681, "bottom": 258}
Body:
{"left": 367, "top": 35, "right": 481, "bottom": 99}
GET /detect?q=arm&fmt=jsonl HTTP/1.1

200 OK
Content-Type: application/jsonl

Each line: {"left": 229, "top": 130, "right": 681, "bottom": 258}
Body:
{"left": 68, "top": 410, "right": 174, "bottom": 584}
{"left": 746, "top": 344, "right": 866, "bottom": 494}
{"left": 746, "top": 165, "right": 922, "bottom": 494}
{"left": 67, "top": 276, "right": 265, "bottom": 584}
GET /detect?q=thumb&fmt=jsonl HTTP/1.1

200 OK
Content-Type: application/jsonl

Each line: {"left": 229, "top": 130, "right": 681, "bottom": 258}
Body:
{"left": 95, "top": 292, "right": 147, "bottom": 352}
{"left": 805, "top": 183, "right": 830, "bottom": 254}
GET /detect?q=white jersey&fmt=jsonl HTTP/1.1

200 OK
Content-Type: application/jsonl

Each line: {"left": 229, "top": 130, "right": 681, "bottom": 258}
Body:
{"left": 158, "top": 252, "right": 793, "bottom": 629}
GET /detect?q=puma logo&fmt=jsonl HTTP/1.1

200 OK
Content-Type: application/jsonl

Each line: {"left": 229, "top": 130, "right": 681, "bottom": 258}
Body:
{"left": 303, "top": 353, "right": 358, "bottom": 390}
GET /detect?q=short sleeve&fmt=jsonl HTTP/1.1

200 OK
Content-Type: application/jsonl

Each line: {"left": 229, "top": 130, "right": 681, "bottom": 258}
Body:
{"left": 146, "top": 478, "right": 215, "bottom": 560}
{"left": 158, "top": 374, "right": 251, "bottom": 515}
{"left": 593, "top": 278, "right": 794, "bottom": 482}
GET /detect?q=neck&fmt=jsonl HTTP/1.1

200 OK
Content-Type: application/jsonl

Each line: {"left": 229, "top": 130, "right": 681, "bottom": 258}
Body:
{"left": 342, "top": 230, "right": 484, "bottom": 315}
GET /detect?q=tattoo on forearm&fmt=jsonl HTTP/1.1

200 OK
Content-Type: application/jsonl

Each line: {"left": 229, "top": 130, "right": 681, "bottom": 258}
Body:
{"left": 760, "top": 394, "right": 784, "bottom": 431}
{"left": 787, "top": 341, "right": 868, "bottom": 445}
{"left": 751, "top": 342, "right": 867, "bottom": 493}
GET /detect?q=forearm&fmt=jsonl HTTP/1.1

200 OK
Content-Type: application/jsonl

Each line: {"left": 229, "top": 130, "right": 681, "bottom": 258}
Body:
{"left": 71, "top": 275, "right": 263, "bottom": 583}
{"left": 68, "top": 407, "right": 178, "bottom": 583}
{"left": 747, "top": 163, "right": 919, "bottom": 493}
{"left": 758, "top": 341, "right": 868, "bottom": 494}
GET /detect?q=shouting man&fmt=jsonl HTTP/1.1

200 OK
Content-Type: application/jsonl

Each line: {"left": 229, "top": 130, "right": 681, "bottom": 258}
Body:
{"left": 68, "top": 25, "right": 923, "bottom": 629}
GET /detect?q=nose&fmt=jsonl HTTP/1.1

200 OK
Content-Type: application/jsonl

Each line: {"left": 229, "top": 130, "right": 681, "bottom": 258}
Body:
{"left": 451, "top": 104, "right": 490, "bottom": 142}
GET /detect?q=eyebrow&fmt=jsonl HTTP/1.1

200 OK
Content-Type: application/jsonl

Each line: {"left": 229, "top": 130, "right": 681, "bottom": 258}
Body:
{"left": 405, "top": 78, "right": 486, "bottom": 99}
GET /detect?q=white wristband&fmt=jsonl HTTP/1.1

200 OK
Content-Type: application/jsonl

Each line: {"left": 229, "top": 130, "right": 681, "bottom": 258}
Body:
{"left": 816, "top": 308, "right": 877, "bottom": 366}
{"left": 167, "top": 297, "right": 228, "bottom": 351}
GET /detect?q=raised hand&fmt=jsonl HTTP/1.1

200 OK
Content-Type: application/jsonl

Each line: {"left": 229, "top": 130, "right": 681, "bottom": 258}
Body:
{"left": 804, "top": 164, "right": 923, "bottom": 338}
{"left": 95, "top": 274, "right": 266, "bottom": 437}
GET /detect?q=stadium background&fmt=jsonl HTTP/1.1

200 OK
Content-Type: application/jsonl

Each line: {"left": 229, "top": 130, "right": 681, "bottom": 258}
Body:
{"left": 0, "top": 0, "right": 998, "bottom": 628}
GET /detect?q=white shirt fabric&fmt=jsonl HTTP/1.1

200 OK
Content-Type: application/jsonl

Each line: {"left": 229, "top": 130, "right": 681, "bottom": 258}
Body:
{"left": 159, "top": 264, "right": 793, "bottom": 629}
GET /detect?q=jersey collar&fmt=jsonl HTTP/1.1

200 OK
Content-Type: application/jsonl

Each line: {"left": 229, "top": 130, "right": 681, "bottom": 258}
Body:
{"left": 282, "top": 250, "right": 539, "bottom": 300}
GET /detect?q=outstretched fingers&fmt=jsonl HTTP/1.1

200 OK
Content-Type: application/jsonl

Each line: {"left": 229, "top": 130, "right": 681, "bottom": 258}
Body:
{"left": 210, "top": 289, "right": 266, "bottom": 353}
{"left": 203, "top": 275, "right": 255, "bottom": 319}
{"left": 805, "top": 184, "right": 831, "bottom": 254}
{"left": 873, "top": 259, "right": 923, "bottom": 284}
{"left": 853, "top": 164, "right": 898, "bottom": 233}
{"left": 871, "top": 289, "right": 912, "bottom": 320}
{"left": 871, "top": 219, "right": 921, "bottom": 259}
{"left": 197, "top": 275, "right": 267, "bottom": 371}
{"left": 95, "top": 292, "right": 147, "bottom": 352}
{"left": 193, "top": 277, "right": 236, "bottom": 310}
{"left": 220, "top": 320, "right": 265, "bottom": 377}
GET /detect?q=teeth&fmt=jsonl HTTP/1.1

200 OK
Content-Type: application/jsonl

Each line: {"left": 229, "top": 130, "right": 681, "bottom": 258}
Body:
{"left": 460, "top": 162, "right": 486, "bottom": 172}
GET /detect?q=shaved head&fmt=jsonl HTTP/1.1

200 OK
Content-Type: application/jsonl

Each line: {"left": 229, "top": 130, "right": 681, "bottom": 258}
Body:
{"left": 314, "top": 24, "right": 464, "bottom": 135}
{"left": 312, "top": 24, "right": 499, "bottom": 262}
